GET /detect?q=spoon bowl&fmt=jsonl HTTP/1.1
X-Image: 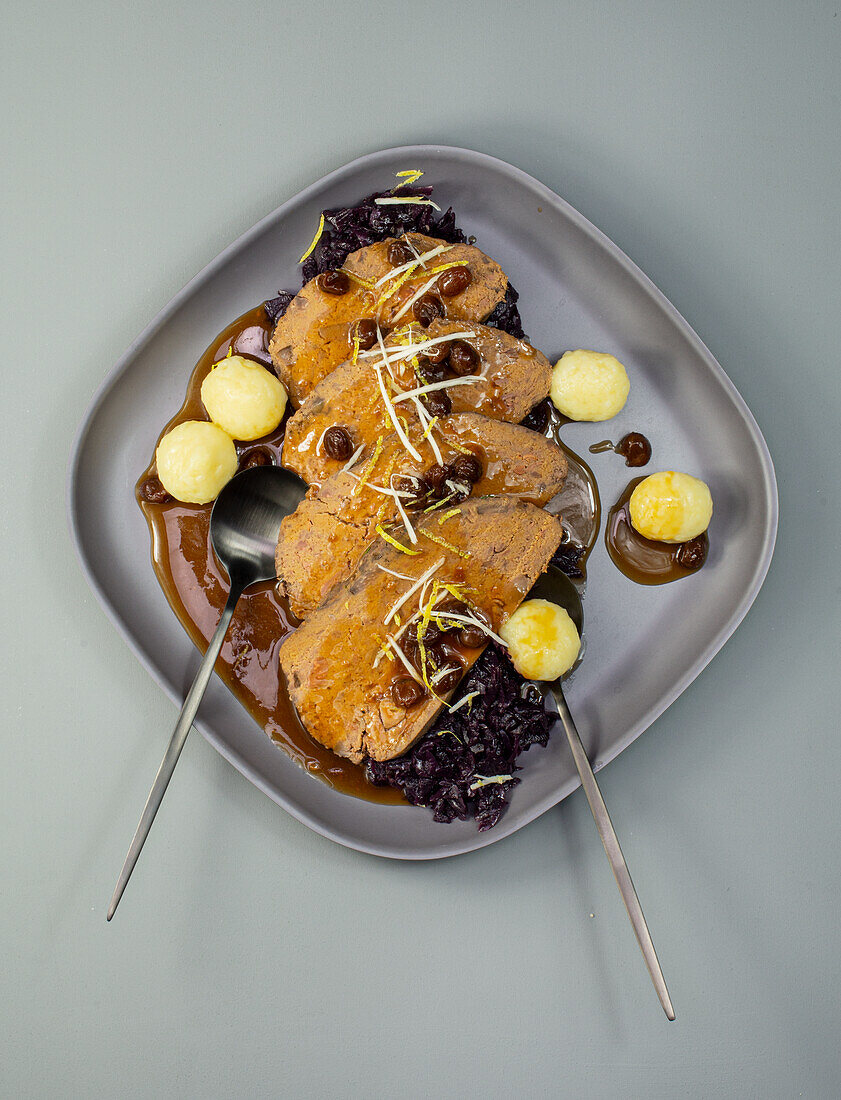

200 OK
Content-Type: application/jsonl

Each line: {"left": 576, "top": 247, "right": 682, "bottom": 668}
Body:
{"left": 211, "top": 464, "right": 307, "bottom": 585}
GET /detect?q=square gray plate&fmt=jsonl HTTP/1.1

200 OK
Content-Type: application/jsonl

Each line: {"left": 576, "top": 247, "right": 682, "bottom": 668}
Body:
{"left": 67, "top": 145, "right": 778, "bottom": 859}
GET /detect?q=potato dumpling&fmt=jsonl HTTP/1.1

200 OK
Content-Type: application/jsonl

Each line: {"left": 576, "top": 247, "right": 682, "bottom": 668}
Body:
{"left": 155, "top": 420, "right": 238, "bottom": 504}
{"left": 201, "top": 355, "right": 287, "bottom": 441}
{"left": 629, "top": 471, "right": 713, "bottom": 543}
{"left": 500, "top": 599, "right": 581, "bottom": 681}
{"left": 550, "top": 349, "right": 630, "bottom": 421}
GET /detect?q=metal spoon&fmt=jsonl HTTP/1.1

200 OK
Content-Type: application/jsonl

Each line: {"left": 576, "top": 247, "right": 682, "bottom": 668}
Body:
{"left": 107, "top": 463, "right": 306, "bottom": 920}
{"left": 528, "top": 566, "right": 676, "bottom": 1020}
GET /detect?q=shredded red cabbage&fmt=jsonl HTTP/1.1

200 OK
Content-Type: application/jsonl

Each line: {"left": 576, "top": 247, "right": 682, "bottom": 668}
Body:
{"left": 263, "top": 184, "right": 524, "bottom": 338}
{"left": 366, "top": 645, "right": 553, "bottom": 831}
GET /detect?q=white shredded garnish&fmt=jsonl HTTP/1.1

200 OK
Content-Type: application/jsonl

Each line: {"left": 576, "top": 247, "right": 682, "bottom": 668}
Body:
{"left": 386, "top": 635, "right": 425, "bottom": 684}
{"left": 377, "top": 565, "right": 414, "bottom": 581}
{"left": 373, "top": 244, "right": 452, "bottom": 288}
{"left": 405, "top": 234, "right": 428, "bottom": 268}
{"left": 374, "top": 328, "right": 423, "bottom": 462}
{"left": 448, "top": 691, "right": 479, "bottom": 714}
{"left": 374, "top": 197, "right": 441, "bottom": 211}
{"left": 434, "top": 610, "right": 509, "bottom": 647}
{"left": 414, "top": 400, "right": 443, "bottom": 464}
{"left": 392, "top": 376, "right": 483, "bottom": 404}
{"left": 391, "top": 474, "right": 418, "bottom": 545}
{"left": 346, "top": 475, "right": 414, "bottom": 500}
{"left": 358, "top": 331, "right": 476, "bottom": 363}
{"left": 390, "top": 271, "right": 444, "bottom": 324}
{"left": 383, "top": 558, "right": 444, "bottom": 626}
{"left": 340, "top": 444, "right": 365, "bottom": 473}
{"left": 469, "top": 774, "right": 514, "bottom": 792}
{"left": 431, "top": 665, "right": 460, "bottom": 685}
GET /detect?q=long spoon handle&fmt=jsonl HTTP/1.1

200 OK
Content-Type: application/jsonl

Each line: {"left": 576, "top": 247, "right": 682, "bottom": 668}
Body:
{"left": 553, "top": 687, "right": 675, "bottom": 1020}
{"left": 106, "top": 586, "right": 242, "bottom": 921}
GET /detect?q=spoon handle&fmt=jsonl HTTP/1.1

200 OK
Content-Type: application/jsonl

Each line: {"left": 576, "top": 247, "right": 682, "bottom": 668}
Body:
{"left": 552, "top": 686, "right": 675, "bottom": 1021}
{"left": 106, "top": 586, "right": 242, "bottom": 921}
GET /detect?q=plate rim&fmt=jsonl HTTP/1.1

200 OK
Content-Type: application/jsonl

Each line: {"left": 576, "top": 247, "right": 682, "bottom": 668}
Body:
{"left": 66, "top": 144, "right": 779, "bottom": 860}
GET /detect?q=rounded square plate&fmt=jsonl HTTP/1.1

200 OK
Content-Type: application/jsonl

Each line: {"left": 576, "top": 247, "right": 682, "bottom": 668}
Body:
{"left": 67, "top": 146, "right": 777, "bottom": 859}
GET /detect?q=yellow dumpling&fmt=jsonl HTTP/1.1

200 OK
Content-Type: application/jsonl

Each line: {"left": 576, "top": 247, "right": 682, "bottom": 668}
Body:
{"left": 629, "top": 471, "right": 713, "bottom": 543}
{"left": 550, "top": 349, "right": 630, "bottom": 421}
{"left": 155, "top": 420, "right": 238, "bottom": 504}
{"left": 201, "top": 355, "right": 287, "bottom": 441}
{"left": 500, "top": 599, "right": 581, "bottom": 681}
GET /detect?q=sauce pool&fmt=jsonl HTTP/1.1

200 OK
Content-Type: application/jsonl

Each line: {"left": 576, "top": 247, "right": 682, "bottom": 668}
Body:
{"left": 605, "top": 477, "right": 709, "bottom": 585}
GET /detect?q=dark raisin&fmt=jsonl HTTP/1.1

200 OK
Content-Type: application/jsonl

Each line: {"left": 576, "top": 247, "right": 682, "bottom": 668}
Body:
{"left": 416, "top": 356, "right": 450, "bottom": 384}
{"left": 458, "top": 625, "right": 487, "bottom": 649}
{"left": 616, "top": 431, "right": 652, "bottom": 467}
{"left": 317, "top": 270, "right": 350, "bottom": 296}
{"left": 352, "top": 318, "right": 378, "bottom": 351}
{"left": 323, "top": 426, "right": 353, "bottom": 460}
{"left": 434, "top": 663, "right": 464, "bottom": 694}
{"left": 425, "top": 463, "right": 453, "bottom": 494}
{"left": 424, "top": 340, "right": 451, "bottom": 364}
{"left": 421, "top": 620, "right": 445, "bottom": 644}
{"left": 676, "top": 535, "right": 708, "bottom": 571}
{"left": 387, "top": 239, "right": 414, "bottom": 266}
{"left": 437, "top": 266, "right": 472, "bottom": 297}
{"left": 448, "top": 340, "right": 479, "bottom": 375}
{"left": 139, "top": 476, "right": 171, "bottom": 504}
{"left": 239, "top": 447, "right": 274, "bottom": 470}
{"left": 391, "top": 677, "right": 426, "bottom": 708}
{"left": 393, "top": 474, "right": 430, "bottom": 510}
{"left": 413, "top": 294, "right": 444, "bottom": 327}
{"left": 446, "top": 480, "right": 472, "bottom": 503}
{"left": 451, "top": 453, "right": 482, "bottom": 483}
{"left": 422, "top": 389, "right": 452, "bottom": 418}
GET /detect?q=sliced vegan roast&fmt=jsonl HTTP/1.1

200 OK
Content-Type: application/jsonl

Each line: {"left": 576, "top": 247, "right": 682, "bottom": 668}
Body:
{"left": 278, "top": 497, "right": 564, "bottom": 763}
{"left": 276, "top": 414, "right": 568, "bottom": 618}
{"left": 269, "top": 233, "right": 508, "bottom": 407}
{"left": 281, "top": 320, "right": 553, "bottom": 487}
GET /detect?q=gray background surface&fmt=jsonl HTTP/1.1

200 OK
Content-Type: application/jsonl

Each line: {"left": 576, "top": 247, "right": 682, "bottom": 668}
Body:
{"left": 2, "top": 1, "right": 839, "bottom": 1097}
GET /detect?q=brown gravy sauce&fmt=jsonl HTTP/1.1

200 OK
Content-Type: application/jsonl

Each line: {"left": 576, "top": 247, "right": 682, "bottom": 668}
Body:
{"left": 606, "top": 477, "right": 709, "bottom": 585}
{"left": 540, "top": 404, "right": 601, "bottom": 573}
{"left": 136, "top": 309, "right": 601, "bottom": 801}
{"left": 137, "top": 304, "right": 402, "bottom": 803}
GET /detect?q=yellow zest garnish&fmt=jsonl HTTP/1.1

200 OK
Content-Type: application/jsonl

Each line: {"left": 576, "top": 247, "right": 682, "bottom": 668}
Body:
{"left": 380, "top": 641, "right": 395, "bottom": 662}
{"left": 344, "top": 270, "right": 376, "bottom": 291}
{"left": 225, "top": 346, "right": 233, "bottom": 358}
{"left": 376, "top": 524, "right": 421, "bottom": 555}
{"left": 298, "top": 212, "right": 325, "bottom": 263}
{"left": 438, "top": 508, "right": 462, "bottom": 525}
{"left": 444, "top": 437, "right": 471, "bottom": 455}
{"left": 375, "top": 455, "right": 398, "bottom": 523}
{"left": 421, "top": 530, "right": 470, "bottom": 559}
{"left": 424, "top": 492, "right": 457, "bottom": 513}
{"left": 351, "top": 330, "right": 361, "bottom": 364}
{"left": 353, "top": 435, "right": 384, "bottom": 496}
{"left": 423, "top": 260, "right": 470, "bottom": 277}
{"left": 376, "top": 262, "right": 418, "bottom": 308}
{"left": 421, "top": 416, "right": 438, "bottom": 440}
{"left": 375, "top": 197, "right": 441, "bottom": 211}
{"left": 395, "top": 169, "right": 424, "bottom": 187}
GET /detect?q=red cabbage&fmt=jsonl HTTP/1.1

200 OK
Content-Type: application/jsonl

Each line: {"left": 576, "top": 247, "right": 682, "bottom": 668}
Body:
{"left": 366, "top": 645, "right": 553, "bottom": 831}
{"left": 263, "top": 184, "right": 524, "bottom": 338}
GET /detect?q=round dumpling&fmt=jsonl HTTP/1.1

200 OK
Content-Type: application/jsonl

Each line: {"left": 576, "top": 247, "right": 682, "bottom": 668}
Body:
{"left": 629, "top": 471, "right": 713, "bottom": 543}
{"left": 155, "top": 420, "right": 238, "bottom": 504}
{"left": 550, "top": 349, "right": 630, "bottom": 421}
{"left": 201, "top": 355, "right": 287, "bottom": 441}
{"left": 500, "top": 599, "right": 581, "bottom": 681}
